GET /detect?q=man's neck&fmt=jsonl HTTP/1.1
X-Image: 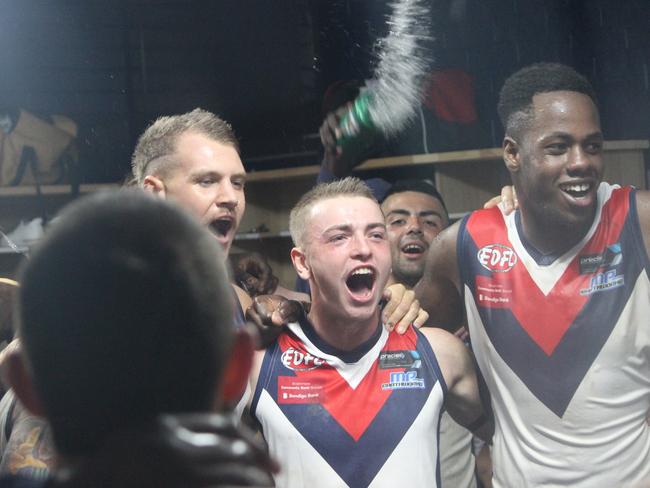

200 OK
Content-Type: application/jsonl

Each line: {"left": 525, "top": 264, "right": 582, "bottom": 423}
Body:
{"left": 517, "top": 206, "right": 596, "bottom": 257}
{"left": 387, "top": 273, "right": 417, "bottom": 290}
{"left": 307, "top": 303, "right": 381, "bottom": 352}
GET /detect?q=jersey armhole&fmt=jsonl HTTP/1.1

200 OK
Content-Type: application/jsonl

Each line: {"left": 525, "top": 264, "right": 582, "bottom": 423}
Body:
{"left": 456, "top": 213, "right": 473, "bottom": 305}
{"left": 250, "top": 342, "right": 279, "bottom": 420}
{"left": 629, "top": 188, "right": 650, "bottom": 274}
{"left": 415, "top": 328, "right": 449, "bottom": 399}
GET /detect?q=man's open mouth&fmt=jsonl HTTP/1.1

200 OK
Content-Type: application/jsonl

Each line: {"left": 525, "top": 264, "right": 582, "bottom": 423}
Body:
{"left": 401, "top": 243, "right": 425, "bottom": 255}
{"left": 345, "top": 266, "right": 376, "bottom": 297}
{"left": 559, "top": 182, "right": 592, "bottom": 199}
{"left": 209, "top": 218, "right": 234, "bottom": 238}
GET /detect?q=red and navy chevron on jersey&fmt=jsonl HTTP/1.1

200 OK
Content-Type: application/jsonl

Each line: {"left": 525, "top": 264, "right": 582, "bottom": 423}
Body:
{"left": 458, "top": 183, "right": 650, "bottom": 487}
{"left": 252, "top": 319, "right": 446, "bottom": 488}
{"left": 459, "top": 185, "right": 644, "bottom": 416}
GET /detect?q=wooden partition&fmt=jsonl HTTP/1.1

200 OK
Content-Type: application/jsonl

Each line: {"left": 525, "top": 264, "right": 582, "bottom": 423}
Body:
{"left": 1, "top": 141, "right": 647, "bottom": 285}
{"left": 235, "top": 140, "right": 648, "bottom": 287}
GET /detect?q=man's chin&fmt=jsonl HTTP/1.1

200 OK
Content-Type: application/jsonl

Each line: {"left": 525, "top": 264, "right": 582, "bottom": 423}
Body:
{"left": 346, "top": 308, "right": 379, "bottom": 325}
{"left": 393, "top": 266, "right": 424, "bottom": 288}
{"left": 344, "top": 296, "right": 382, "bottom": 321}
{"left": 210, "top": 232, "right": 233, "bottom": 256}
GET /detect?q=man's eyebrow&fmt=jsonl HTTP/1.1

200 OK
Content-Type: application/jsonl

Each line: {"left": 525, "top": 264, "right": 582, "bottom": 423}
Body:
{"left": 386, "top": 208, "right": 444, "bottom": 219}
{"left": 418, "top": 210, "right": 445, "bottom": 219}
{"left": 322, "top": 222, "right": 385, "bottom": 233}
{"left": 189, "top": 170, "right": 220, "bottom": 179}
{"left": 189, "top": 170, "right": 247, "bottom": 179}
{"left": 542, "top": 131, "right": 604, "bottom": 141}
{"left": 386, "top": 209, "right": 411, "bottom": 217}
{"left": 323, "top": 223, "right": 352, "bottom": 234}
{"left": 585, "top": 131, "right": 604, "bottom": 140}
{"left": 367, "top": 222, "right": 387, "bottom": 231}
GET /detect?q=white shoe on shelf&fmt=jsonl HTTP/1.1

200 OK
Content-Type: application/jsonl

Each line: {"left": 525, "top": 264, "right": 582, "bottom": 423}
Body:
{"left": 1, "top": 218, "right": 44, "bottom": 248}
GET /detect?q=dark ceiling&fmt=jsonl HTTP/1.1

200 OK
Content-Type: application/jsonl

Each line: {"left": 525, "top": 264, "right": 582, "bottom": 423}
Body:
{"left": 1, "top": 0, "right": 649, "bottom": 182}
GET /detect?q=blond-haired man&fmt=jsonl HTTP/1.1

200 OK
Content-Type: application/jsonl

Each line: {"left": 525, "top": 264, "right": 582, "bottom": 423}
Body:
{"left": 249, "top": 178, "right": 490, "bottom": 487}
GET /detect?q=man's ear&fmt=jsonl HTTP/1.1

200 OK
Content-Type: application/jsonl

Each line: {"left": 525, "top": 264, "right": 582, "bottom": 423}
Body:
{"left": 290, "top": 247, "right": 310, "bottom": 280}
{"left": 143, "top": 175, "right": 166, "bottom": 197}
{"left": 4, "top": 348, "right": 45, "bottom": 417}
{"left": 503, "top": 136, "right": 521, "bottom": 173}
{"left": 218, "top": 328, "right": 254, "bottom": 408}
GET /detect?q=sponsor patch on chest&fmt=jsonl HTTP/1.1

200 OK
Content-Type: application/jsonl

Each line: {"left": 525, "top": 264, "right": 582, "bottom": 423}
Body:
{"left": 475, "top": 275, "right": 512, "bottom": 308}
{"left": 277, "top": 376, "right": 326, "bottom": 404}
{"left": 379, "top": 350, "right": 421, "bottom": 369}
{"left": 579, "top": 243, "right": 623, "bottom": 274}
{"left": 580, "top": 269, "right": 625, "bottom": 295}
{"left": 381, "top": 370, "right": 425, "bottom": 390}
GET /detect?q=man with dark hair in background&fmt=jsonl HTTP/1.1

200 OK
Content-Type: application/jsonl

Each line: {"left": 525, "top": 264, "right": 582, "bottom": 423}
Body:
{"left": 381, "top": 179, "right": 449, "bottom": 290}
{"left": 415, "top": 62, "right": 650, "bottom": 486}
{"left": 0, "top": 190, "right": 274, "bottom": 487}
{"left": 381, "top": 179, "right": 492, "bottom": 488}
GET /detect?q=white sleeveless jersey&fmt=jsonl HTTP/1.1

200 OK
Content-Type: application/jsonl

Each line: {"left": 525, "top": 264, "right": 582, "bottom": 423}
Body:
{"left": 458, "top": 183, "right": 650, "bottom": 486}
{"left": 438, "top": 325, "right": 480, "bottom": 488}
{"left": 438, "top": 411, "right": 477, "bottom": 488}
{"left": 253, "top": 319, "right": 446, "bottom": 488}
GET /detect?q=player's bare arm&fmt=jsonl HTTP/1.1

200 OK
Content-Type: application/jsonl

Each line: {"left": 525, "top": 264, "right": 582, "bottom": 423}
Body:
{"left": 420, "top": 327, "right": 493, "bottom": 442}
{"left": 415, "top": 222, "right": 465, "bottom": 329}
{"left": 636, "top": 190, "right": 650, "bottom": 255}
{"left": 0, "top": 401, "right": 54, "bottom": 479}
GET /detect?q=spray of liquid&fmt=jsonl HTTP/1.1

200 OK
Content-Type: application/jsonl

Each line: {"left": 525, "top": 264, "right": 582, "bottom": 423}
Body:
{"left": 368, "top": 0, "right": 432, "bottom": 136}
{"left": 338, "top": 0, "right": 432, "bottom": 145}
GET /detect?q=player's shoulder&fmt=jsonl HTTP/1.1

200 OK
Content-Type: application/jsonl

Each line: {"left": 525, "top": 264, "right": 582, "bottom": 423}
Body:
{"left": 427, "top": 219, "right": 462, "bottom": 258}
{"left": 417, "top": 326, "right": 461, "bottom": 349}
{"left": 463, "top": 205, "right": 508, "bottom": 232}
{"left": 232, "top": 283, "right": 253, "bottom": 310}
{"left": 417, "top": 326, "right": 468, "bottom": 386}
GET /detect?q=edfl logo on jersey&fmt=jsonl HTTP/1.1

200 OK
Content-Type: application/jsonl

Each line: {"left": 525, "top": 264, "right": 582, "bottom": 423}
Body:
{"left": 477, "top": 244, "right": 518, "bottom": 272}
{"left": 281, "top": 347, "right": 326, "bottom": 372}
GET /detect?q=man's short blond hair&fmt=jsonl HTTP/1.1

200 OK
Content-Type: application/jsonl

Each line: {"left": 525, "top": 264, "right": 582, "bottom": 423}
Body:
{"left": 131, "top": 108, "right": 239, "bottom": 184}
{"left": 289, "top": 177, "right": 376, "bottom": 248}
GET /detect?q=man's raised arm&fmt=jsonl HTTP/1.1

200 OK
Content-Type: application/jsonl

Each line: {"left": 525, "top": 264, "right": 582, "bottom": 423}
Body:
{"left": 637, "top": 190, "right": 650, "bottom": 257}
{"left": 414, "top": 221, "right": 465, "bottom": 330}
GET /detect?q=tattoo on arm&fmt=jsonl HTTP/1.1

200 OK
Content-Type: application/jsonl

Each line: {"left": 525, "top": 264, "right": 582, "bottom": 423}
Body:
{"left": 0, "top": 406, "right": 54, "bottom": 480}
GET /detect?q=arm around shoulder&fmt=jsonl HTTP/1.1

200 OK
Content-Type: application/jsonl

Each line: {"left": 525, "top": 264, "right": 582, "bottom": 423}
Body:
{"left": 414, "top": 221, "right": 464, "bottom": 329}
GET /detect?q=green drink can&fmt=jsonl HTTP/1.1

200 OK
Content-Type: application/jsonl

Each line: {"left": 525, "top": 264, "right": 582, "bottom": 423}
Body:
{"left": 337, "top": 90, "right": 378, "bottom": 158}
